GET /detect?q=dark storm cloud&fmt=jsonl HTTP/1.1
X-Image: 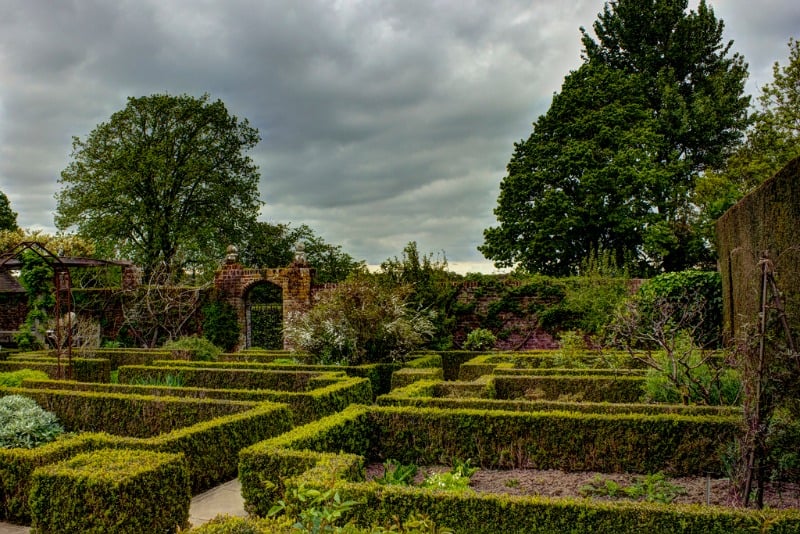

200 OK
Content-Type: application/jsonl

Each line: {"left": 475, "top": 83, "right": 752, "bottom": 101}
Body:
{"left": 0, "top": 0, "right": 796, "bottom": 270}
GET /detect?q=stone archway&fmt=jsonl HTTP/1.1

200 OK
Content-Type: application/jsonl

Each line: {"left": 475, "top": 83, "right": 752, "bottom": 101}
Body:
{"left": 213, "top": 246, "right": 314, "bottom": 350}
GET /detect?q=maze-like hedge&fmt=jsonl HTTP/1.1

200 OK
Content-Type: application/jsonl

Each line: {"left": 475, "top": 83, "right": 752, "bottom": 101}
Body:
{"left": 1, "top": 348, "right": 796, "bottom": 533}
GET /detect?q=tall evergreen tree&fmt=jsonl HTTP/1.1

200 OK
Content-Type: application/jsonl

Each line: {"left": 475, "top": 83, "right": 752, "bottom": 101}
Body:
{"left": 482, "top": 0, "right": 749, "bottom": 275}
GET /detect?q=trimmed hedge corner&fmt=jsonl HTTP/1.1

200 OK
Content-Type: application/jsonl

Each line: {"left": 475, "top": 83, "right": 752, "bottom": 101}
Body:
{"left": 29, "top": 448, "right": 190, "bottom": 534}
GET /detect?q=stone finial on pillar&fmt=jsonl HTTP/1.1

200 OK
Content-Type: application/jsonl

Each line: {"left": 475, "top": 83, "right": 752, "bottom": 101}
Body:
{"left": 225, "top": 244, "right": 239, "bottom": 265}
{"left": 292, "top": 242, "right": 308, "bottom": 267}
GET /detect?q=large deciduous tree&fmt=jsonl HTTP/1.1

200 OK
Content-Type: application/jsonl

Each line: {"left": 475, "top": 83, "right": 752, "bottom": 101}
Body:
{"left": 55, "top": 93, "right": 262, "bottom": 279}
{"left": 0, "top": 190, "right": 17, "bottom": 232}
{"left": 481, "top": 0, "right": 749, "bottom": 275}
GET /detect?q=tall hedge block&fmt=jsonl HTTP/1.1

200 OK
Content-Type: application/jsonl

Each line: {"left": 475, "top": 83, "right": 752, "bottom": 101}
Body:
{"left": 29, "top": 449, "right": 190, "bottom": 534}
{"left": 717, "top": 156, "right": 800, "bottom": 340}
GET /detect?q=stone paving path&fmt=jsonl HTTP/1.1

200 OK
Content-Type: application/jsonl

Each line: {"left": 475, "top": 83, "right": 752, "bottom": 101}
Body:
{"left": 0, "top": 478, "right": 246, "bottom": 533}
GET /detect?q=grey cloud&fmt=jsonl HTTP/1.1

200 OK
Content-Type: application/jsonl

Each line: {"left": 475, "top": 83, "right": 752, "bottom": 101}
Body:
{"left": 0, "top": 0, "right": 795, "bottom": 268}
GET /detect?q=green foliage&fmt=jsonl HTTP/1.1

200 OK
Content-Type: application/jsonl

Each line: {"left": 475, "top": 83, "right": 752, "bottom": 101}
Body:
{"left": 579, "top": 473, "right": 686, "bottom": 504}
{"left": 374, "top": 459, "right": 418, "bottom": 486}
{"left": 636, "top": 271, "right": 723, "bottom": 348}
{"left": 559, "top": 274, "right": 629, "bottom": 337}
{"left": 379, "top": 242, "right": 461, "bottom": 350}
{"left": 482, "top": 0, "right": 748, "bottom": 274}
{"left": 462, "top": 328, "right": 496, "bottom": 351}
{"left": 14, "top": 250, "right": 55, "bottom": 351}
{"left": 240, "top": 222, "right": 361, "bottom": 283}
{"left": 610, "top": 271, "right": 733, "bottom": 406}
{"left": 29, "top": 448, "right": 190, "bottom": 533}
{"left": 202, "top": 301, "right": 241, "bottom": 351}
{"left": 55, "top": 92, "right": 262, "bottom": 278}
{"left": 0, "top": 395, "right": 63, "bottom": 449}
{"left": 698, "top": 38, "right": 800, "bottom": 241}
{"left": 0, "top": 190, "right": 17, "bottom": 231}
{"left": 641, "top": 348, "right": 741, "bottom": 406}
{"left": 0, "top": 357, "right": 111, "bottom": 383}
{"left": 118, "top": 363, "right": 330, "bottom": 392}
{"left": 268, "top": 483, "right": 363, "bottom": 534}
{"left": 766, "top": 406, "right": 800, "bottom": 484}
{"left": 0, "top": 369, "right": 49, "bottom": 387}
{"left": 189, "top": 512, "right": 453, "bottom": 534}
{"left": 249, "top": 288, "right": 283, "bottom": 350}
{"left": 1, "top": 386, "right": 254, "bottom": 439}
{"left": 285, "top": 273, "right": 434, "bottom": 365}
{"left": 163, "top": 335, "right": 222, "bottom": 362}
{"left": 131, "top": 372, "right": 186, "bottom": 387}
{"left": 239, "top": 406, "right": 788, "bottom": 533}
{"left": 419, "top": 459, "right": 478, "bottom": 493}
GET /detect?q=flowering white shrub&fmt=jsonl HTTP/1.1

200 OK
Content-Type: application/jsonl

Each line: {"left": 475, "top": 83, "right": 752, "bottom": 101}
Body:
{"left": 285, "top": 274, "right": 433, "bottom": 365}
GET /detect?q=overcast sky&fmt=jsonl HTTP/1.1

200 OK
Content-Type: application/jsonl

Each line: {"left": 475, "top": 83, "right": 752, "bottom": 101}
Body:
{"left": 1, "top": 1, "right": 798, "bottom": 273}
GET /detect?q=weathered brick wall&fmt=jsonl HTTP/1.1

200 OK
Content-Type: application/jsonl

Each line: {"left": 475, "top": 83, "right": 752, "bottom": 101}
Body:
{"left": 452, "top": 285, "right": 558, "bottom": 350}
{"left": 0, "top": 294, "right": 27, "bottom": 331}
{"left": 716, "top": 156, "right": 800, "bottom": 341}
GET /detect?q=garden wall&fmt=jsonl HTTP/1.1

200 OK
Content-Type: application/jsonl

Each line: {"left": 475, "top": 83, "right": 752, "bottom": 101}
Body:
{"left": 717, "top": 155, "right": 800, "bottom": 341}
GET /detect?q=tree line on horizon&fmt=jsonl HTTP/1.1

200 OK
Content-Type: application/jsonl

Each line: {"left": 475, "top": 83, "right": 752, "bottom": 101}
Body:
{"left": 1, "top": 0, "right": 799, "bottom": 282}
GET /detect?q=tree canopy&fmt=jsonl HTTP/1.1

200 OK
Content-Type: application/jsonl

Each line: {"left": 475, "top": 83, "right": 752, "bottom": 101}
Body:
{"left": 0, "top": 190, "right": 17, "bottom": 232}
{"left": 239, "top": 221, "right": 361, "bottom": 283}
{"left": 55, "top": 93, "right": 262, "bottom": 279}
{"left": 481, "top": 0, "right": 749, "bottom": 275}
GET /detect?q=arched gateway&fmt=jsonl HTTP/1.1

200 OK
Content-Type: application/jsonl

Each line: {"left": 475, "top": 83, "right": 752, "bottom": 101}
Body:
{"left": 213, "top": 246, "right": 314, "bottom": 350}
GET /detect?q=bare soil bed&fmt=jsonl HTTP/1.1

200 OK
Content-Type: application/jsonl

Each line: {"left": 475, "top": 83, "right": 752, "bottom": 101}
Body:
{"left": 365, "top": 463, "right": 800, "bottom": 509}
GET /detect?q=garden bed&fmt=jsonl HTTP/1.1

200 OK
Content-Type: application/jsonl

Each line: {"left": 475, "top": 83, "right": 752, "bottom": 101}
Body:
{"left": 365, "top": 463, "right": 800, "bottom": 509}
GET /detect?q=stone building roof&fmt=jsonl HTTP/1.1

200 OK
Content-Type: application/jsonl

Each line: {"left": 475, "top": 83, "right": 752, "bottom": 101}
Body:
{"left": 0, "top": 270, "right": 24, "bottom": 292}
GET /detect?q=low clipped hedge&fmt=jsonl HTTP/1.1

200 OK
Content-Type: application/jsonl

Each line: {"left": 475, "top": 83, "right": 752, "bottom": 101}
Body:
{"left": 0, "top": 401, "right": 292, "bottom": 523}
{"left": 74, "top": 348, "right": 173, "bottom": 369}
{"left": 390, "top": 368, "right": 443, "bottom": 390}
{"left": 143, "top": 359, "right": 399, "bottom": 396}
{"left": 22, "top": 374, "right": 373, "bottom": 424}
{"left": 457, "top": 352, "right": 645, "bottom": 381}
{"left": 0, "top": 358, "right": 110, "bottom": 383}
{"left": 239, "top": 406, "right": 796, "bottom": 533}
{"left": 118, "top": 365, "right": 328, "bottom": 391}
{"left": 0, "top": 386, "right": 256, "bottom": 438}
{"left": 378, "top": 380, "right": 742, "bottom": 417}
{"left": 491, "top": 375, "right": 646, "bottom": 403}
{"left": 424, "top": 350, "right": 488, "bottom": 381}
{"left": 334, "top": 482, "right": 800, "bottom": 534}
{"left": 29, "top": 448, "right": 190, "bottom": 534}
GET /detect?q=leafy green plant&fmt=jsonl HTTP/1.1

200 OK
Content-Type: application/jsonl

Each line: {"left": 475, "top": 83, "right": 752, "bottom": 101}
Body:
{"left": 163, "top": 335, "right": 222, "bottom": 362}
{"left": 579, "top": 473, "right": 685, "bottom": 504}
{"left": 420, "top": 459, "right": 478, "bottom": 493}
{"left": 0, "top": 395, "right": 64, "bottom": 449}
{"left": 268, "top": 483, "right": 362, "bottom": 534}
{"left": 0, "top": 369, "right": 49, "bottom": 387}
{"left": 579, "top": 475, "right": 626, "bottom": 498}
{"left": 462, "top": 328, "right": 496, "bottom": 351}
{"left": 131, "top": 373, "right": 186, "bottom": 387}
{"left": 374, "top": 459, "right": 418, "bottom": 486}
{"left": 202, "top": 300, "right": 241, "bottom": 351}
{"left": 504, "top": 478, "right": 520, "bottom": 488}
{"left": 626, "top": 472, "right": 686, "bottom": 504}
